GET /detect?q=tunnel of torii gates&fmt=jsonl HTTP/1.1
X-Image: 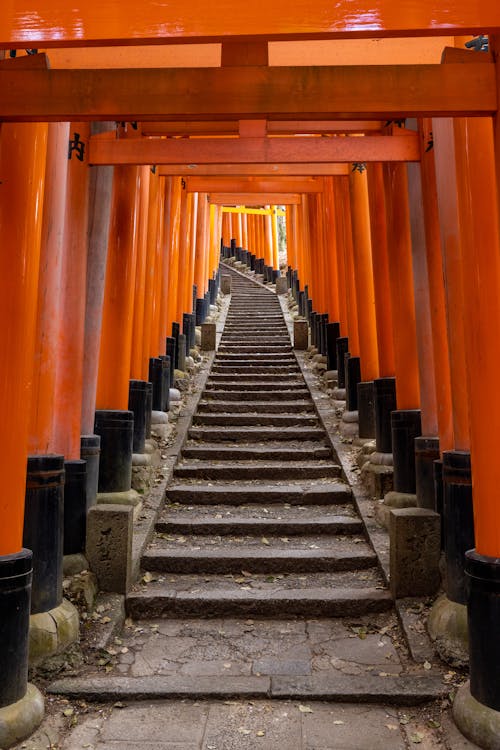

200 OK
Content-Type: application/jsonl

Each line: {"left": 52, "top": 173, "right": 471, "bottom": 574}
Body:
{"left": 3, "top": 0, "right": 500, "bottom": 744}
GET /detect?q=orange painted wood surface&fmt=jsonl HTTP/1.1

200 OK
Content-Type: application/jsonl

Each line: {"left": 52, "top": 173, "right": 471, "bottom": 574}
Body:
{"left": 366, "top": 163, "right": 395, "bottom": 378}
{"left": 452, "top": 117, "right": 500, "bottom": 557}
{"left": 88, "top": 134, "right": 421, "bottom": 166}
{"left": 0, "top": 122, "right": 48, "bottom": 554}
{"left": 29, "top": 122, "right": 70, "bottom": 454}
{"left": 208, "top": 193, "right": 300, "bottom": 205}
{"left": 2, "top": 0, "right": 498, "bottom": 47}
{"left": 418, "top": 119, "right": 453, "bottom": 451}
{"left": 53, "top": 122, "right": 90, "bottom": 459}
{"left": 130, "top": 165, "right": 151, "bottom": 380}
{"left": 383, "top": 162, "right": 420, "bottom": 410}
{"left": 186, "top": 177, "right": 323, "bottom": 193}
{"left": 0, "top": 65, "right": 495, "bottom": 122}
{"left": 348, "top": 170, "right": 379, "bottom": 382}
{"left": 158, "top": 164, "right": 350, "bottom": 176}
{"left": 143, "top": 121, "right": 383, "bottom": 137}
{"left": 432, "top": 117, "right": 470, "bottom": 451}
{"left": 96, "top": 165, "right": 141, "bottom": 410}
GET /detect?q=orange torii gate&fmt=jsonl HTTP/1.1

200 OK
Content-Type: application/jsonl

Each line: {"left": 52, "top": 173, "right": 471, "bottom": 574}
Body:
{"left": 2, "top": 6, "right": 500, "bottom": 746}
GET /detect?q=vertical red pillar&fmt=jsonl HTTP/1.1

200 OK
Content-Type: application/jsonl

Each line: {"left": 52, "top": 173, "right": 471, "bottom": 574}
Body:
{"left": 53, "top": 123, "right": 90, "bottom": 459}
{"left": 0, "top": 122, "right": 48, "bottom": 554}
{"left": 130, "top": 165, "right": 151, "bottom": 380}
{"left": 29, "top": 123, "right": 70, "bottom": 454}
{"left": 96, "top": 164, "right": 141, "bottom": 411}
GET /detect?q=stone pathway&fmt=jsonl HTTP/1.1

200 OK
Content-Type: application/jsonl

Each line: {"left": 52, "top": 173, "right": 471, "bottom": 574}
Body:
{"left": 32, "top": 266, "right": 479, "bottom": 750}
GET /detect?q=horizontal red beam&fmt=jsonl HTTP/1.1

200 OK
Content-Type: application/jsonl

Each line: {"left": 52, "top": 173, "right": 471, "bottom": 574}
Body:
{"left": 209, "top": 192, "right": 301, "bottom": 205}
{"left": 141, "top": 120, "right": 384, "bottom": 136}
{"left": 2, "top": 0, "right": 500, "bottom": 47}
{"left": 185, "top": 177, "right": 323, "bottom": 192}
{"left": 0, "top": 65, "right": 495, "bottom": 121}
{"left": 89, "top": 134, "right": 420, "bottom": 165}
{"left": 158, "top": 163, "right": 351, "bottom": 176}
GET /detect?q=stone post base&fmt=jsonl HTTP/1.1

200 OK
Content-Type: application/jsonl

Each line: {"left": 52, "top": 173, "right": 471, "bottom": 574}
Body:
{"left": 427, "top": 594, "right": 468, "bottom": 667}
{"left": 453, "top": 681, "right": 500, "bottom": 750}
{"left": 389, "top": 507, "right": 441, "bottom": 598}
{"left": 0, "top": 684, "right": 44, "bottom": 749}
{"left": 29, "top": 599, "right": 80, "bottom": 666}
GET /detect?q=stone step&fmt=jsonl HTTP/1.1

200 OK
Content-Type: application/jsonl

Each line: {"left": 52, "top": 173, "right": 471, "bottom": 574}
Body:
{"left": 165, "top": 482, "right": 352, "bottom": 505}
{"left": 217, "top": 347, "right": 292, "bottom": 354}
{"left": 172, "top": 461, "right": 341, "bottom": 480}
{"left": 126, "top": 574, "right": 391, "bottom": 618}
{"left": 188, "top": 426, "right": 326, "bottom": 441}
{"left": 214, "top": 360, "right": 297, "bottom": 368}
{"left": 180, "top": 444, "right": 331, "bottom": 461}
{"left": 207, "top": 373, "right": 303, "bottom": 382}
{"left": 196, "top": 400, "right": 315, "bottom": 414}
{"left": 141, "top": 535, "right": 377, "bottom": 574}
{"left": 211, "top": 365, "right": 300, "bottom": 374}
{"left": 48, "top": 671, "right": 447, "bottom": 704}
{"left": 192, "top": 414, "right": 319, "bottom": 427}
{"left": 202, "top": 389, "right": 310, "bottom": 401}
{"left": 156, "top": 510, "right": 361, "bottom": 536}
{"left": 204, "top": 382, "right": 307, "bottom": 392}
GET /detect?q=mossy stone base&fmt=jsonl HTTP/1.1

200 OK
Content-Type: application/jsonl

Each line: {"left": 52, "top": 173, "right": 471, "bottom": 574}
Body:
{"left": 29, "top": 598, "right": 80, "bottom": 665}
{"left": 0, "top": 684, "right": 44, "bottom": 748}
{"left": 453, "top": 681, "right": 500, "bottom": 750}
{"left": 427, "top": 594, "right": 469, "bottom": 667}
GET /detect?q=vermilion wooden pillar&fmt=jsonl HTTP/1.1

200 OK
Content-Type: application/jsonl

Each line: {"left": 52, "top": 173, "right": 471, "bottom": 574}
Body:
{"left": 81, "top": 124, "right": 115, "bottom": 430}
{"left": 383, "top": 163, "right": 420, "bottom": 411}
{"left": 322, "top": 177, "right": 340, "bottom": 323}
{"left": 348, "top": 169, "right": 379, "bottom": 382}
{"left": 242, "top": 212, "right": 248, "bottom": 250}
{"left": 29, "top": 123, "right": 69, "bottom": 454}
{"left": 432, "top": 120, "right": 470, "bottom": 452}
{"left": 366, "top": 164, "right": 395, "bottom": 378}
{"left": 52, "top": 123, "right": 90, "bottom": 459}
{"left": 96, "top": 164, "right": 140, "bottom": 410}
{"left": 152, "top": 177, "right": 167, "bottom": 357}
{"left": 166, "top": 177, "right": 182, "bottom": 333}
{"left": 185, "top": 191, "right": 198, "bottom": 314}
{"left": 144, "top": 173, "right": 162, "bottom": 362}
{"left": 194, "top": 193, "right": 208, "bottom": 297}
{"left": 333, "top": 179, "right": 349, "bottom": 337}
{"left": 130, "top": 165, "right": 151, "bottom": 380}
{"left": 0, "top": 123, "right": 48, "bottom": 555}
{"left": 264, "top": 210, "right": 273, "bottom": 266}
{"left": 417, "top": 119, "right": 453, "bottom": 453}
{"left": 175, "top": 185, "right": 190, "bottom": 324}
{"left": 339, "top": 177, "right": 360, "bottom": 357}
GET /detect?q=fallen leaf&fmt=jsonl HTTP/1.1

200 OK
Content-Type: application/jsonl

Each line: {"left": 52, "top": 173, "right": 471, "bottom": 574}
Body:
{"left": 298, "top": 705, "right": 314, "bottom": 713}
{"left": 256, "top": 730, "right": 266, "bottom": 737}
{"left": 385, "top": 724, "right": 398, "bottom": 731}
{"left": 423, "top": 661, "right": 432, "bottom": 670}
{"left": 238, "top": 727, "right": 251, "bottom": 735}
{"left": 333, "top": 720, "right": 344, "bottom": 725}
{"left": 427, "top": 719, "right": 441, "bottom": 729}
{"left": 410, "top": 733, "right": 424, "bottom": 744}
{"left": 261, "top": 537, "right": 270, "bottom": 545}
{"left": 62, "top": 708, "right": 74, "bottom": 717}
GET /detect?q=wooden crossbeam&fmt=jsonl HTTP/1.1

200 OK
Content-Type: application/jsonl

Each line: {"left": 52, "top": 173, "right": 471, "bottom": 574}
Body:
{"left": 157, "top": 163, "right": 351, "bottom": 176}
{"left": 185, "top": 177, "right": 323, "bottom": 193}
{"left": 141, "top": 121, "right": 384, "bottom": 136}
{"left": 3, "top": 0, "right": 500, "bottom": 47}
{"left": 208, "top": 192, "right": 300, "bottom": 205}
{"left": 0, "top": 65, "right": 495, "bottom": 122}
{"left": 88, "top": 133, "right": 420, "bottom": 165}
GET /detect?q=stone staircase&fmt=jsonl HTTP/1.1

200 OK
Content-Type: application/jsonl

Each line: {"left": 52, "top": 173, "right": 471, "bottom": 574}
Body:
{"left": 127, "top": 268, "right": 392, "bottom": 619}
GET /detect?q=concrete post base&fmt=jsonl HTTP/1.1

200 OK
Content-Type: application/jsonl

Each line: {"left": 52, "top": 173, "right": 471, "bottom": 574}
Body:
{"left": 340, "top": 409, "right": 359, "bottom": 438}
{"left": 332, "top": 387, "right": 346, "bottom": 401}
{"left": 131, "top": 452, "right": 153, "bottom": 495}
{"left": 150, "top": 410, "right": 172, "bottom": 441}
{"left": 0, "top": 683, "right": 44, "bottom": 749}
{"left": 360, "top": 454, "right": 394, "bottom": 499}
{"left": 453, "top": 681, "right": 500, "bottom": 750}
{"left": 389, "top": 507, "right": 441, "bottom": 598}
{"left": 376, "top": 490, "right": 417, "bottom": 529}
{"left": 29, "top": 598, "right": 80, "bottom": 666}
{"left": 427, "top": 594, "right": 469, "bottom": 667}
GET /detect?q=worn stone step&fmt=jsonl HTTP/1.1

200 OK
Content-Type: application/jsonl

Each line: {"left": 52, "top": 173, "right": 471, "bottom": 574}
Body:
{"left": 180, "top": 444, "right": 331, "bottom": 461}
{"left": 196, "top": 400, "right": 314, "bottom": 414}
{"left": 141, "top": 535, "right": 377, "bottom": 574}
{"left": 188, "top": 426, "right": 326, "bottom": 441}
{"left": 202, "top": 389, "right": 310, "bottom": 401}
{"left": 211, "top": 366, "right": 300, "bottom": 374}
{"left": 48, "top": 671, "right": 447, "bottom": 704}
{"left": 172, "top": 461, "right": 341, "bottom": 480}
{"left": 207, "top": 373, "right": 303, "bottom": 382}
{"left": 217, "top": 347, "right": 292, "bottom": 354}
{"left": 204, "top": 382, "right": 307, "bottom": 392}
{"left": 214, "top": 360, "right": 297, "bottom": 368}
{"left": 192, "top": 414, "right": 319, "bottom": 427}
{"left": 156, "top": 511, "right": 361, "bottom": 536}
{"left": 166, "top": 482, "right": 352, "bottom": 506}
{"left": 126, "top": 577, "right": 391, "bottom": 618}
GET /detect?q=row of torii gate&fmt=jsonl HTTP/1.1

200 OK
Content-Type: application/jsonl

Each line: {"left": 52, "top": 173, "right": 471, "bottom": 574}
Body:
{"left": 2, "top": 2, "right": 500, "bottom": 747}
